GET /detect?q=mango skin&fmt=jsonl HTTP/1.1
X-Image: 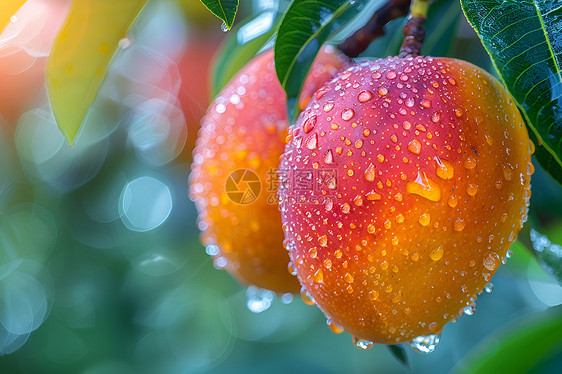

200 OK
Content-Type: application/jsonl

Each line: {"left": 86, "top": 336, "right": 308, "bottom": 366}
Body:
{"left": 278, "top": 56, "right": 532, "bottom": 344}
{"left": 190, "top": 47, "right": 347, "bottom": 293}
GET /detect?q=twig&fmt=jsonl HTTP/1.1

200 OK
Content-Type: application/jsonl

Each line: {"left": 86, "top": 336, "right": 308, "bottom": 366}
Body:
{"left": 398, "top": 0, "right": 429, "bottom": 57}
{"left": 337, "top": 0, "right": 411, "bottom": 58}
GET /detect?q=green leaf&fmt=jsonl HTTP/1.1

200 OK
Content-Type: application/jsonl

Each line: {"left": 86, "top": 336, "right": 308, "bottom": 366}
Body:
{"left": 386, "top": 344, "right": 410, "bottom": 369}
{"left": 199, "top": 0, "right": 239, "bottom": 30}
{"left": 0, "top": 0, "right": 27, "bottom": 34}
{"left": 452, "top": 307, "right": 562, "bottom": 374}
{"left": 47, "top": 0, "right": 148, "bottom": 145}
{"left": 274, "top": 0, "right": 370, "bottom": 124}
{"left": 212, "top": 9, "right": 280, "bottom": 96}
{"left": 461, "top": 0, "right": 562, "bottom": 184}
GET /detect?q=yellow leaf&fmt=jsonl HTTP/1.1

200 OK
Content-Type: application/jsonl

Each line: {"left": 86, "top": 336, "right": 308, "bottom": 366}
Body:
{"left": 0, "top": 0, "right": 28, "bottom": 34}
{"left": 47, "top": 0, "right": 148, "bottom": 144}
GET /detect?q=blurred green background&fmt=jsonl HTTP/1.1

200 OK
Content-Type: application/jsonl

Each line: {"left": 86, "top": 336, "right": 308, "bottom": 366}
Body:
{"left": 1, "top": 0, "right": 562, "bottom": 373}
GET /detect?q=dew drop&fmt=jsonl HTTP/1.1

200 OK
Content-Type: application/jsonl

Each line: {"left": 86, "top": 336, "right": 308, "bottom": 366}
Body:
{"left": 484, "top": 282, "right": 494, "bottom": 293}
{"left": 386, "top": 70, "right": 397, "bottom": 79}
{"left": 503, "top": 164, "right": 513, "bottom": 181}
{"left": 220, "top": 22, "right": 229, "bottom": 32}
{"left": 300, "top": 286, "right": 315, "bottom": 305}
{"left": 353, "top": 337, "right": 375, "bottom": 350}
{"left": 358, "top": 90, "right": 373, "bottom": 102}
{"left": 327, "top": 318, "right": 344, "bottom": 334}
{"left": 463, "top": 304, "right": 476, "bottom": 316}
{"left": 483, "top": 252, "right": 500, "bottom": 271}
{"left": 421, "top": 99, "right": 432, "bottom": 108}
{"left": 409, "top": 334, "right": 440, "bottom": 354}
{"left": 118, "top": 37, "right": 131, "bottom": 49}
{"left": 378, "top": 87, "right": 388, "bottom": 96}
{"left": 529, "top": 140, "right": 535, "bottom": 155}
{"left": 447, "top": 195, "right": 458, "bottom": 208}
{"left": 364, "top": 163, "right": 376, "bottom": 182}
{"left": 316, "top": 86, "right": 330, "bottom": 99}
{"left": 429, "top": 246, "right": 444, "bottom": 261}
{"left": 341, "top": 108, "right": 354, "bottom": 121}
{"left": 406, "top": 172, "right": 442, "bottom": 201}
{"left": 313, "top": 268, "right": 324, "bottom": 283}
{"left": 303, "top": 115, "right": 317, "bottom": 133}
{"left": 318, "top": 235, "right": 328, "bottom": 247}
{"left": 408, "top": 139, "right": 422, "bottom": 154}
{"left": 341, "top": 203, "right": 351, "bottom": 214}
{"left": 431, "top": 112, "right": 440, "bottom": 123}
{"left": 323, "top": 150, "right": 334, "bottom": 164}
{"left": 305, "top": 133, "right": 318, "bottom": 150}
{"left": 429, "top": 322, "right": 439, "bottom": 332}
{"left": 366, "top": 191, "right": 382, "bottom": 200}
{"left": 453, "top": 218, "right": 465, "bottom": 232}
{"left": 419, "top": 213, "right": 431, "bottom": 226}
{"left": 288, "top": 262, "right": 297, "bottom": 276}
{"left": 464, "top": 157, "right": 476, "bottom": 169}
{"left": 435, "top": 157, "right": 454, "bottom": 180}
{"left": 466, "top": 183, "right": 478, "bottom": 196}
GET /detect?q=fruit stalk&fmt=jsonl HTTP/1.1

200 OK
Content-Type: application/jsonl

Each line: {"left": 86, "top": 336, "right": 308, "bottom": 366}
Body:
{"left": 337, "top": 0, "right": 411, "bottom": 58}
{"left": 398, "top": 0, "right": 429, "bottom": 57}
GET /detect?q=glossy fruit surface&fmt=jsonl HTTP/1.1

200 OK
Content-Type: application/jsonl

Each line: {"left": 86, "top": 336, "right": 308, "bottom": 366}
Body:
{"left": 190, "top": 47, "right": 347, "bottom": 293}
{"left": 279, "top": 56, "right": 532, "bottom": 344}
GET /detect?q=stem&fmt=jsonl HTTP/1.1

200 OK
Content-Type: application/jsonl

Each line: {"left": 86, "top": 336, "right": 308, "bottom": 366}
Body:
{"left": 398, "top": 0, "right": 429, "bottom": 58}
{"left": 337, "top": 0, "right": 411, "bottom": 58}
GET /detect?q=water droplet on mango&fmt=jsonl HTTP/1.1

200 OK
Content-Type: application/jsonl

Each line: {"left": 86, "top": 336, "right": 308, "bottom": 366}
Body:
{"left": 406, "top": 172, "right": 442, "bottom": 202}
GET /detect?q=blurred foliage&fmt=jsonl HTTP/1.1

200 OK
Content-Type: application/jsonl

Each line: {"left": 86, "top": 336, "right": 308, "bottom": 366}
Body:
{"left": 47, "top": 0, "right": 149, "bottom": 144}
{"left": 0, "top": 0, "right": 561, "bottom": 373}
{"left": 0, "top": 0, "right": 27, "bottom": 34}
{"left": 452, "top": 306, "right": 562, "bottom": 374}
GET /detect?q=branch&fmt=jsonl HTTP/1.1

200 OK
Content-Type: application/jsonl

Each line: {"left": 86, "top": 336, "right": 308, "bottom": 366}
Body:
{"left": 337, "top": 0, "right": 411, "bottom": 58}
{"left": 398, "top": 0, "right": 429, "bottom": 57}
